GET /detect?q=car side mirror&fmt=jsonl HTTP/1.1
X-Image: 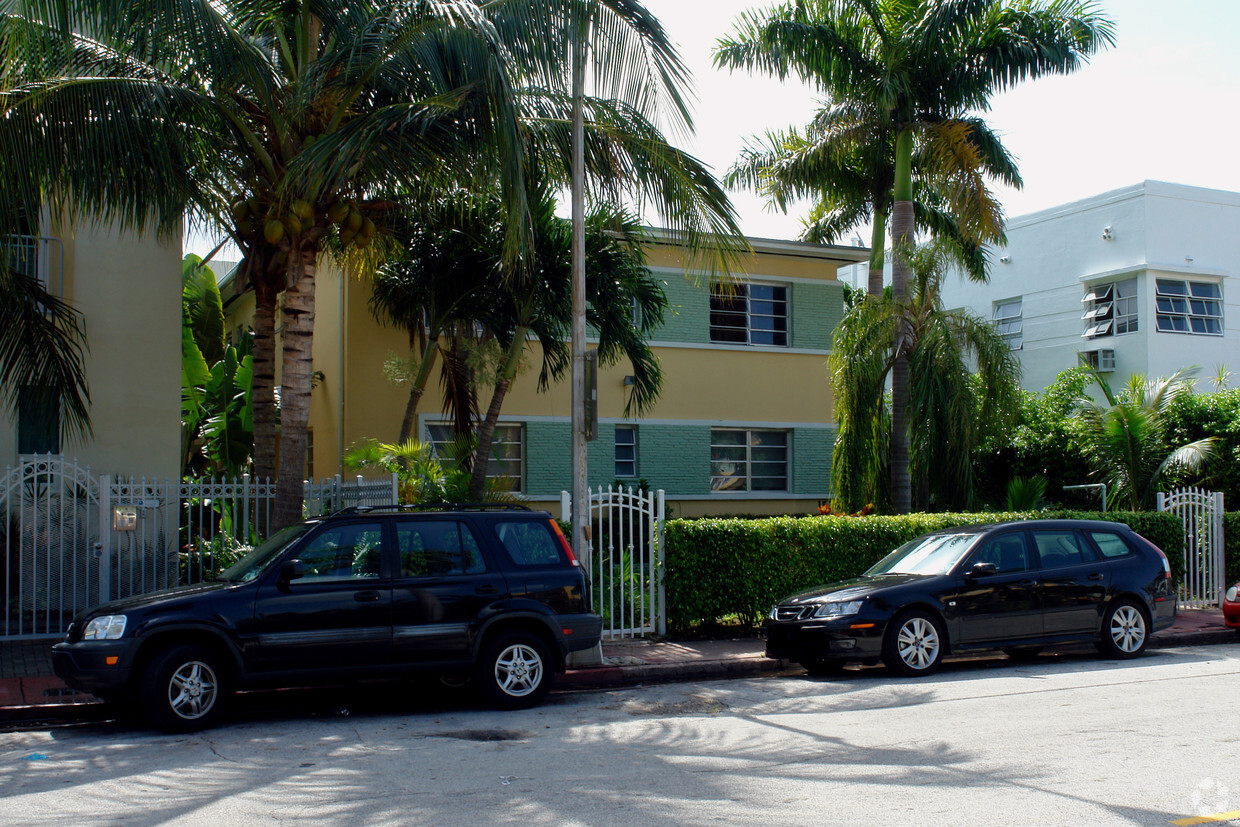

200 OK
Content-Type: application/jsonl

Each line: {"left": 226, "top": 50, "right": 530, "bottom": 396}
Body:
{"left": 279, "top": 559, "right": 305, "bottom": 588}
{"left": 966, "top": 562, "right": 997, "bottom": 580}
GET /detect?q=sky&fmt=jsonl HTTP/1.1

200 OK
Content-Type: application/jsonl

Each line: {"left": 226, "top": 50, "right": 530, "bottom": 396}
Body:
{"left": 187, "top": 0, "right": 1240, "bottom": 257}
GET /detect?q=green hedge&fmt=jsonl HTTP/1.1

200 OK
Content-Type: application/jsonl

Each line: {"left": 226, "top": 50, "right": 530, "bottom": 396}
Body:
{"left": 664, "top": 511, "right": 1183, "bottom": 632}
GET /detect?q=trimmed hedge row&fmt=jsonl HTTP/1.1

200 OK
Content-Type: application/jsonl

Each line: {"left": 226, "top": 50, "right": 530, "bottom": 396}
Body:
{"left": 1225, "top": 514, "right": 1240, "bottom": 587}
{"left": 663, "top": 511, "right": 1184, "bottom": 632}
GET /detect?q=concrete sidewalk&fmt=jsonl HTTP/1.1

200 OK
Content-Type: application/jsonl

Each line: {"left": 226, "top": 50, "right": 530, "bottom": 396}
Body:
{"left": 1, "top": 609, "right": 1234, "bottom": 726}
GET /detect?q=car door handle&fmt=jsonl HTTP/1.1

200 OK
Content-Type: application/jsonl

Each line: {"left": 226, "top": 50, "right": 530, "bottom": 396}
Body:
{"left": 1088, "top": 573, "right": 1105, "bottom": 581}
{"left": 354, "top": 591, "right": 382, "bottom": 602}
{"left": 475, "top": 584, "right": 498, "bottom": 595}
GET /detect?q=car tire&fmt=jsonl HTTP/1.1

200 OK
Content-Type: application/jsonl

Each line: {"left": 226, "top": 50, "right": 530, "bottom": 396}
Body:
{"left": 1099, "top": 600, "right": 1149, "bottom": 659}
{"left": 800, "top": 659, "right": 849, "bottom": 677}
{"left": 476, "top": 631, "right": 553, "bottom": 710}
{"left": 882, "top": 610, "right": 946, "bottom": 677}
{"left": 140, "top": 644, "right": 228, "bottom": 733}
{"left": 1003, "top": 646, "right": 1043, "bottom": 661}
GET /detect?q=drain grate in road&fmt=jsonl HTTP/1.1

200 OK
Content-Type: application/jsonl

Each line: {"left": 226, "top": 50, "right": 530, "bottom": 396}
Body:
{"left": 434, "top": 729, "right": 530, "bottom": 742}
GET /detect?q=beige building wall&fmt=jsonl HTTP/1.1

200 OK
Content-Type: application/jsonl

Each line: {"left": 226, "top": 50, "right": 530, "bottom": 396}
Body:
{"left": 0, "top": 216, "right": 182, "bottom": 479}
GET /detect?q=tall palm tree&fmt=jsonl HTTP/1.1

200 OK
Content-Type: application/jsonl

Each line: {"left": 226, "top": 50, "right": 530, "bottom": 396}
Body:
{"left": 831, "top": 242, "right": 1021, "bottom": 512}
{"left": 1, "top": 0, "right": 537, "bottom": 528}
{"left": 1075, "top": 368, "right": 1218, "bottom": 511}
{"left": 717, "top": 0, "right": 1114, "bottom": 512}
{"left": 726, "top": 101, "right": 1020, "bottom": 290}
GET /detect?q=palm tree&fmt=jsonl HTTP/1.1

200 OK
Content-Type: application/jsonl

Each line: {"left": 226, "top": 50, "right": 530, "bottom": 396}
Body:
{"left": 1, "top": 0, "right": 547, "bottom": 528}
{"left": 831, "top": 243, "right": 1021, "bottom": 512}
{"left": 1075, "top": 368, "right": 1218, "bottom": 511}
{"left": 371, "top": 185, "right": 668, "bottom": 500}
{"left": 717, "top": 0, "right": 1114, "bottom": 513}
{"left": 726, "top": 101, "right": 1020, "bottom": 290}
{"left": 0, "top": 241, "right": 90, "bottom": 447}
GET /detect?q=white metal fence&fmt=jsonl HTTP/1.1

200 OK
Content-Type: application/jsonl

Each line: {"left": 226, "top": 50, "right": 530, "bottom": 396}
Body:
{"left": 1157, "top": 486, "right": 1225, "bottom": 609}
{"left": 562, "top": 485, "right": 665, "bottom": 639}
{"left": 1, "top": 455, "right": 398, "bottom": 639}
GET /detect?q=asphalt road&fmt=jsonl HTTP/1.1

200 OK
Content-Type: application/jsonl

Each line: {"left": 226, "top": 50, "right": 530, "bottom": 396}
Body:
{"left": 2, "top": 645, "right": 1239, "bottom": 826}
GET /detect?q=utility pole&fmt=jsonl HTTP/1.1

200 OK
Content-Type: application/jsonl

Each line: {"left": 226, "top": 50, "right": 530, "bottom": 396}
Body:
{"left": 570, "top": 4, "right": 589, "bottom": 566}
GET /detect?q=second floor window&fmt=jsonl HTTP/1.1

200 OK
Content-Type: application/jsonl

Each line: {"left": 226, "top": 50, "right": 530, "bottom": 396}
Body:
{"left": 992, "top": 298, "right": 1023, "bottom": 350}
{"left": 1155, "top": 279, "right": 1222, "bottom": 335}
{"left": 1082, "top": 277, "right": 1137, "bottom": 339}
{"left": 710, "top": 283, "right": 788, "bottom": 346}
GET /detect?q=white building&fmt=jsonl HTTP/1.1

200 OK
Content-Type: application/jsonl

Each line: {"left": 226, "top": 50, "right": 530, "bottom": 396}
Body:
{"left": 940, "top": 181, "right": 1240, "bottom": 391}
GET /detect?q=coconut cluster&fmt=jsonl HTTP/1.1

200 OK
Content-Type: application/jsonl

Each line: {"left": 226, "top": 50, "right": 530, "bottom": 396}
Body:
{"left": 231, "top": 196, "right": 376, "bottom": 248}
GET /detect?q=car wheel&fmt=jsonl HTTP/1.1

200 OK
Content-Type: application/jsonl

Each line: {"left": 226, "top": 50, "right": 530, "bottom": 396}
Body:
{"left": 477, "top": 631, "right": 553, "bottom": 710}
{"left": 1003, "top": 646, "right": 1044, "bottom": 661}
{"left": 882, "top": 610, "right": 946, "bottom": 677}
{"left": 800, "top": 659, "right": 849, "bottom": 677}
{"left": 1099, "top": 600, "right": 1148, "bottom": 659}
{"left": 140, "top": 644, "right": 228, "bottom": 733}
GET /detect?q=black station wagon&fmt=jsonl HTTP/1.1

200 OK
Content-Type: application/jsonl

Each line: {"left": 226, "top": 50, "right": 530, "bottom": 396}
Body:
{"left": 763, "top": 519, "right": 1177, "bottom": 677}
{"left": 52, "top": 505, "right": 602, "bottom": 731}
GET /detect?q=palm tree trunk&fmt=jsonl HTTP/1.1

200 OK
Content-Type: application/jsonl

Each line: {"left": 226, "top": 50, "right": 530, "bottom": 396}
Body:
{"left": 251, "top": 286, "right": 278, "bottom": 483}
{"left": 868, "top": 207, "right": 887, "bottom": 296}
{"left": 397, "top": 337, "right": 440, "bottom": 445}
{"left": 272, "top": 249, "right": 317, "bottom": 530}
{"left": 889, "top": 128, "right": 915, "bottom": 514}
{"left": 470, "top": 328, "right": 525, "bottom": 500}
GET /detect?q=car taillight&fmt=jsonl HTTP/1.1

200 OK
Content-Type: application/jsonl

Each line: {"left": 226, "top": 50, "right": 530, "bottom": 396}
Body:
{"left": 549, "top": 519, "right": 580, "bottom": 567}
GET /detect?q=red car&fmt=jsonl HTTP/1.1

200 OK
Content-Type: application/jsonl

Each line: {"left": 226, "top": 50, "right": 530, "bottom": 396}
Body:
{"left": 1225, "top": 582, "right": 1240, "bottom": 630}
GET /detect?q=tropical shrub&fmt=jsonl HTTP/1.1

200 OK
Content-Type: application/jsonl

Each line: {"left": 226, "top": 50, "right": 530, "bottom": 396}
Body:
{"left": 664, "top": 511, "right": 1182, "bottom": 631}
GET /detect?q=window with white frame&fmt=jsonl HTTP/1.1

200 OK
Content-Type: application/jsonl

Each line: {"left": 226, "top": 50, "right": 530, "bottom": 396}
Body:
{"left": 427, "top": 422, "right": 524, "bottom": 492}
{"left": 709, "top": 283, "right": 788, "bottom": 346}
{"left": 710, "top": 429, "right": 788, "bottom": 492}
{"left": 1155, "top": 279, "right": 1222, "bottom": 335}
{"left": 614, "top": 425, "right": 637, "bottom": 478}
{"left": 1082, "top": 277, "right": 1137, "bottom": 339}
{"left": 992, "top": 298, "right": 1023, "bottom": 350}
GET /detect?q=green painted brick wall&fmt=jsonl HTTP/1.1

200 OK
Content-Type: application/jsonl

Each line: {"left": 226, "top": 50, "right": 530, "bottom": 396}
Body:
{"left": 654, "top": 274, "right": 710, "bottom": 344}
{"left": 631, "top": 424, "right": 712, "bottom": 496}
{"left": 792, "top": 427, "right": 836, "bottom": 497}
{"left": 792, "top": 281, "right": 844, "bottom": 351}
{"left": 525, "top": 421, "right": 835, "bottom": 498}
{"left": 524, "top": 420, "right": 625, "bottom": 497}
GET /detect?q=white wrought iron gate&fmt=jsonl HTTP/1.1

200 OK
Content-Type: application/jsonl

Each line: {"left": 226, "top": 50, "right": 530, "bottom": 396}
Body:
{"left": 562, "top": 485, "right": 665, "bottom": 638}
{"left": 1157, "top": 486, "right": 1225, "bottom": 608}
{"left": 1, "top": 456, "right": 103, "bottom": 639}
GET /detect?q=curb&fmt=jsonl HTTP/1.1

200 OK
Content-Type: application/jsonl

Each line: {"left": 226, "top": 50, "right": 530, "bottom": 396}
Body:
{"left": 3, "top": 629, "right": 1235, "bottom": 727}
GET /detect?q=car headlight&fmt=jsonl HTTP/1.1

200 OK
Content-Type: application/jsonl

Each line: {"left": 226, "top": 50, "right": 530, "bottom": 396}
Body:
{"left": 812, "top": 600, "right": 864, "bottom": 619}
{"left": 82, "top": 615, "right": 127, "bottom": 640}
{"left": 1227, "top": 585, "right": 1239, "bottom": 604}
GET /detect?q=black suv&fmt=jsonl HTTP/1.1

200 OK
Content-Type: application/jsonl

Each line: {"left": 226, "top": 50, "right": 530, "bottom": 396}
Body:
{"left": 52, "top": 505, "right": 602, "bottom": 731}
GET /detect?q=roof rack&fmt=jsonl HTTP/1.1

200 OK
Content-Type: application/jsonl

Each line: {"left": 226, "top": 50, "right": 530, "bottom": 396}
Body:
{"left": 325, "top": 502, "right": 535, "bottom": 518}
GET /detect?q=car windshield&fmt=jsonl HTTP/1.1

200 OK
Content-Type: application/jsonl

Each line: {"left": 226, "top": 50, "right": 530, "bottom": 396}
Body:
{"left": 865, "top": 533, "right": 978, "bottom": 576}
{"left": 216, "top": 524, "right": 312, "bottom": 583}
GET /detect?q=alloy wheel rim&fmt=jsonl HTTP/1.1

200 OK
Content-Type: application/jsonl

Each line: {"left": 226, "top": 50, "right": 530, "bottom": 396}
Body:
{"left": 494, "top": 644, "right": 543, "bottom": 697}
{"left": 168, "top": 660, "right": 218, "bottom": 720}
{"left": 1110, "top": 605, "right": 1146, "bottom": 652}
{"left": 897, "top": 617, "right": 940, "bottom": 669}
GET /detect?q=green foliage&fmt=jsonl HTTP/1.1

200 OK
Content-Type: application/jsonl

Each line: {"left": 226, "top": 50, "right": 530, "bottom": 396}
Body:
{"left": 664, "top": 511, "right": 1183, "bottom": 631}
{"left": 1164, "top": 386, "right": 1240, "bottom": 506}
{"left": 1006, "top": 476, "right": 1047, "bottom": 511}
{"left": 344, "top": 437, "right": 514, "bottom": 505}
{"left": 1224, "top": 513, "right": 1240, "bottom": 587}
{"left": 830, "top": 242, "right": 1021, "bottom": 512}
{"left": 181, "top": 256, "right": 253, "bottom": 478}
{"left": 1075, "top": 368, "right": 1218, "bottom": 510}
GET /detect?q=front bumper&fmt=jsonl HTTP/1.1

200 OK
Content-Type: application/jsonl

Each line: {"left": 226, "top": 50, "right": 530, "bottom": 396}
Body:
{"left": 763, "top": 616, "right": 887, "bottom": 664}
{"left": 1224, "top": 598, "right": 1240, "bottom": 629}
{"left": 51, "top": 640, "right": 137, "bottom": 697}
